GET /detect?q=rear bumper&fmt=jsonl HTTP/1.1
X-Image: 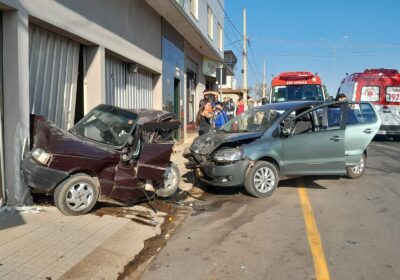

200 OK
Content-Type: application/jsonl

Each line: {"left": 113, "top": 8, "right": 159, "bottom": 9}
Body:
{"left": 23, "top": 154, "right": 69, "bottom": 194}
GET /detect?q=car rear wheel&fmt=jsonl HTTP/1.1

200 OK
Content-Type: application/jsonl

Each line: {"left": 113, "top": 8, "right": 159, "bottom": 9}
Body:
{"left": 346, "top": 153, "right": 366, "bottom": 179}
{"left": 244, "top": 161, "right": 279, "bottom": 198}
{"left": 155, "top": 164, "right": 180, "bottom": 198}
{"left": 54, "top": 173, "right": 99, "bottom": 216}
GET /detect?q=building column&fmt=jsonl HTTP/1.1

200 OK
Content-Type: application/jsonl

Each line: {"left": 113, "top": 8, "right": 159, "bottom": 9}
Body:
{"left": 2, "top": 10, "right": 31, "bottom": 205}
{"left": 153, "top": 74, "right": 162, "bottom": 110}
{"left": 85, "top": 46, "right": 106, "bottom": 113}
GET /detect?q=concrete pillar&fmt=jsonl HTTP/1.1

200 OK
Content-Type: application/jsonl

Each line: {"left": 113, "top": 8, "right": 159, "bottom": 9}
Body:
{"left": 2, "top": 10, "right": 31, "bottom": 205}
{"left": 85, "top": 46, "right": 106, "bottom": 113}
{"left": 153, "top": 74, "right": 162, "bottom": 110}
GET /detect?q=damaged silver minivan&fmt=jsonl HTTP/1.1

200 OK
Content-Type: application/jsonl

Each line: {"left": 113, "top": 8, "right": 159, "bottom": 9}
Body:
{"left": 184, "top": 101, "right": 380, "bottom": 197}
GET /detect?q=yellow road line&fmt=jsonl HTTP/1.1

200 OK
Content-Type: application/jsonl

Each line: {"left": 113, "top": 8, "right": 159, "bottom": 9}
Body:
{"left": 298, "top": 185, "right": 331, "bottom": 280}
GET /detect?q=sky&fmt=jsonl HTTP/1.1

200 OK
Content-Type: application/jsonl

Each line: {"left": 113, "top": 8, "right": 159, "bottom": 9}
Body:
{"left": 224, "top": 0, "right": 400, "bottom": 97}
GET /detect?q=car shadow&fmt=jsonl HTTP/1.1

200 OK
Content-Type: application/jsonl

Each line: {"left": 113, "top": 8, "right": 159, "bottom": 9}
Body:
{"left": 278, "top": 176, "right": 333, "bottom": 190}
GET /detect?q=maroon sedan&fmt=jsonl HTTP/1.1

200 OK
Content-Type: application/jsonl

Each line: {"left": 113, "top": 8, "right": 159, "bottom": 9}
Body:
{"left": 23, "top": 104, "right": 181, "bottom": 216}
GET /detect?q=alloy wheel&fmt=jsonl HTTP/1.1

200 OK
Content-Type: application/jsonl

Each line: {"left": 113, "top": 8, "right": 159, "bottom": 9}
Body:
{"left": 253, "top": 167, "right": 276, "bottom": 193}
{"left": 65, "top": 183, "right": 95, "bottom": 211}
{"left": 351, "top": 156, "right": 365, "bottom": 175}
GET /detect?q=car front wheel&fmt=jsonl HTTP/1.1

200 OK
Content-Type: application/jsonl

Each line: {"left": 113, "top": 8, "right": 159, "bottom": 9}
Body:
{"left": 54, "top": 173, "right": 99, "bottom": 216}
{"left": 155, "top": 163, "right": 180, "bottom": 198}
{"left": 244, "top": 161, "right": 279, "bottom": 198}
{"left": 346, "top": 153, "right": 366, "bottom": 179}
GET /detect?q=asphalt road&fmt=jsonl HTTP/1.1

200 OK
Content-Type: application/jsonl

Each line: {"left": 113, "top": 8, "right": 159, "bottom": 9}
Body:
{"left": 140, "top": 138, "right": 400, "bottom": 280}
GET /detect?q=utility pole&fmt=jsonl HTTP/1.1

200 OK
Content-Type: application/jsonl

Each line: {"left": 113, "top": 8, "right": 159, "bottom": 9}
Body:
{"left": 262, "top": 60, "right": 266, "bottom": 98}
{"left": 242, "top": 8, "right": 248, "bottom": 109}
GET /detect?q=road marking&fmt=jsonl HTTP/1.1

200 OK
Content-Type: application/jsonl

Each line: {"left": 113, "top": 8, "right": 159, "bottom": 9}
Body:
{"left": 298, "top": 185, "right": 330, "bottom": 280}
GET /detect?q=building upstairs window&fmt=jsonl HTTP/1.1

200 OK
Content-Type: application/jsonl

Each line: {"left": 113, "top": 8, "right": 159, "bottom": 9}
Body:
{"left": 207, "top": 5, "right": 214, "bottom": 40}
{"left": 189, "top": 0, "right": 198, "bottom": 20}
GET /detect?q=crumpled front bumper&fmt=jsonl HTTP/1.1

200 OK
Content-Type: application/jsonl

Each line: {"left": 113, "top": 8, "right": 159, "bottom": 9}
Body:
{"left": 23, "top": 154, "right": 69, "bottom": 194}
{"left": 183, "top": 148, "right": 249, "bottom": 187}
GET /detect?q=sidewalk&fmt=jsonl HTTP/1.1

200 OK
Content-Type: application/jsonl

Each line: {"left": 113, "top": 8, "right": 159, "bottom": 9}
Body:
{"left": 0, "top": 134, "right": 197, "bottom": 280}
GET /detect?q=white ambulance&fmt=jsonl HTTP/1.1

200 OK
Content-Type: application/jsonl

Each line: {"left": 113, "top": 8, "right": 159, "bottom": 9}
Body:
{"left": 337, "top": 68, "right": 400, "bottom": 140}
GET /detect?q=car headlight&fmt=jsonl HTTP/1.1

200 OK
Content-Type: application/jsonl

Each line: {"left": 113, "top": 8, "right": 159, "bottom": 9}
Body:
{"left": 31, "top": 148, "right": 52, "bottom": 165}
{"left": 214, "top": 149, "right": 243, "bottom": 162}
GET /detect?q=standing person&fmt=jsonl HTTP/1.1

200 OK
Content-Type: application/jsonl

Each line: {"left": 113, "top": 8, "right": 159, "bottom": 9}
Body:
{"left": 223, "top": 97, "right": 235, "bottom": 120}
{"left": 336, "top": 93, "right": 347, "bottom": 101}
{"left": 196, "top": 102, "right": 213, "bottom": 136}
{"left": 214, "top": 102, "right": 229, "bottom": 129}
{"left": 236, "top": 97, "right": 245, "bottom": 116}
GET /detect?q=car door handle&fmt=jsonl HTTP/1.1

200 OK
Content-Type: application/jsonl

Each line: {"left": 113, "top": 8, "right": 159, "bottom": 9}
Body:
{"left": 330, "top": 136, "right": 342, "bottom": 141}
{"left": 363, "top": 128, "right": 373, "bottom": 134}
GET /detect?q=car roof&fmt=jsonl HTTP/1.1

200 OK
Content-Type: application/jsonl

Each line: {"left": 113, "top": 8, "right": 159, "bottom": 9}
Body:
{"left": 95, "top": 104, "right": 175, "bottom": 124}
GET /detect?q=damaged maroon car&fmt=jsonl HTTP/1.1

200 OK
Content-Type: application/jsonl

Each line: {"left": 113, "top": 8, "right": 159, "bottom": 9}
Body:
{"left": 23, "top": 104, "right": 181, "bottom": 216}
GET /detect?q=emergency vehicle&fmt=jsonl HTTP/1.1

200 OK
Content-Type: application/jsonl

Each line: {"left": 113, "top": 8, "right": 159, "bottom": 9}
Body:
{"left": 337, "top": 68, "right": 400, "bottom": 139}
{"left": 269, "top": 71, "right": 326, "bottom": 103}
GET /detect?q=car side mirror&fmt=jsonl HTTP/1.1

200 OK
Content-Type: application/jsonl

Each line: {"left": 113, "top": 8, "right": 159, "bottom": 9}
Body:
{"left": 327, "top": 96, "right": 334, "bottom": 102}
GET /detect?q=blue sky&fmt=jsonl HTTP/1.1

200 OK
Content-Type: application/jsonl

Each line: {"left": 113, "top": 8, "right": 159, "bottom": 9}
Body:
{"left": 224, "top": 0, "right": 400, "bottom": 96}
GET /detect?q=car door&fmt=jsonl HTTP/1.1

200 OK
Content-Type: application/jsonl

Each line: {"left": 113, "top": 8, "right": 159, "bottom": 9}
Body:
{"left": 344, "top": 102, "right": 381, "bottom": 165}
{"left": 283, "top": 103, "right": 346, "bottom": 175}
{"left": 136, "top": 143, "right": 174, "bottom": 180}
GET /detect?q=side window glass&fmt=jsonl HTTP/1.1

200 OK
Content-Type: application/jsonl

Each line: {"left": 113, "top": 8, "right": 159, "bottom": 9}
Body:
{"left": 348, "top": 103, "right": 377, "bottom": 125}
{"left": 316, "top": 105, "right": 342, "bottom": 131}
{"left": 292, "top": 112, "right": 314, "bottom": 135}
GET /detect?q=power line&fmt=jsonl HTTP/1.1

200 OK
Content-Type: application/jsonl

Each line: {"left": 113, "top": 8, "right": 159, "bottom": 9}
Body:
{"left": 248, "top": 39, "right": 263, "bottom": 79}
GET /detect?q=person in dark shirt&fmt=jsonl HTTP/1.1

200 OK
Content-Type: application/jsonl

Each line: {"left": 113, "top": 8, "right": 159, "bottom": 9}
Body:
{"left": 196, "top": 101, "right": 213, "bottom": 136}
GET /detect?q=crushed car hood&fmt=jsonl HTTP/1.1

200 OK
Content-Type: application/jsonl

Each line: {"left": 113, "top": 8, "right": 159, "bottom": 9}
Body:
{"left": 31, "top": 115, "right": 120, "bottom": 159}
{"left": 190, "top": 130, "right": 264, "bottom": 155}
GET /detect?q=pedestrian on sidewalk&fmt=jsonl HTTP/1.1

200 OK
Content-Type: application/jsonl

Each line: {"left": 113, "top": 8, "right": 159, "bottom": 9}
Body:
{"left": 236, "top": 97, "right": 245, "bottom": 116}
{"left": 223, "top": 96, "right": 235, "bottom": 120}
{"left": 214, "top": 102, "right": 229, "bottom": 129}
{"left": 196, "top": 101, "right": 213, "bottom": 136}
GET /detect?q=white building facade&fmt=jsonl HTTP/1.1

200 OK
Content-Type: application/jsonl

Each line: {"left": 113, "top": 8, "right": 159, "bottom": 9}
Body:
{"left": 0, "top": 0, "right": 224, "bottom": 206}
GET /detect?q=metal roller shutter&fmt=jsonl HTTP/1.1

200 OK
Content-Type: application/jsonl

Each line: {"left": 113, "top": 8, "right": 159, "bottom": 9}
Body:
{"left": 29, "top": 24, "right": 80, "bottom": 129}
{"left": 105, "top": 55, "right": 153, "bottom": 109}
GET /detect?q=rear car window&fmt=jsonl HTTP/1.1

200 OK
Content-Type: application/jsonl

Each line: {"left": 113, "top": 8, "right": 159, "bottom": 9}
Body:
{"left": 347, "top": 103, "right": 377, "bottom": 125}
{"left": 386, "top": 87, "right": 400, "bottom": 103}
{"left": 360, "top": 86, "right": 380, "bottom": 102}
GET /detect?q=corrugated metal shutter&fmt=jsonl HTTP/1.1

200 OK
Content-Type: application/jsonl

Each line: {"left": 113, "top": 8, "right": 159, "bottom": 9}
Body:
{"left": 105, "top": 55, "right": 153, "bottom": 109}
{"left": 29, "top": 24, "right": 80, "bottom": 129}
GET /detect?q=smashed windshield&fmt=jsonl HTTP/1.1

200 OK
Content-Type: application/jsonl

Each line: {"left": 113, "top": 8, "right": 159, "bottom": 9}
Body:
{"left": 221, "top": 109, "right": 282, "bottom": 133}
{"left": 72, "top": 105, "right": 138, "bottom": 146}
{"left": 272, "top": 85, "right": 324, "bottom": 102}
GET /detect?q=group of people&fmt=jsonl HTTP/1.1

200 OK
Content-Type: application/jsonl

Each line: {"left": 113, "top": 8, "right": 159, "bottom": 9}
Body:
{"left": 195, "top": 91, "right": 246, "bottom": 136}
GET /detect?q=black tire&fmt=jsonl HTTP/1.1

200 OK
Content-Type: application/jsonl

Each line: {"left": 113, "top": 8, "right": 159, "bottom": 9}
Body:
{"left": 54, "top": 173, "right": 99, "bottom": 216}
{"left": 393, "top": 135, "right": 400, "bottom": 142}
{"left": 346, "top": 153, "right": 366, "bottom": 179}
{"left": 244, "top": 161, "right": 279, "bottom": 198}
{"left": 155, "top": 164, "right": 180, "bottom": 198}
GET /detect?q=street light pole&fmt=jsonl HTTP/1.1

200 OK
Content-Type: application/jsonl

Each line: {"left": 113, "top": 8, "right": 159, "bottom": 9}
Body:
{"left": 320, "top": 35, "right": 349, "bottom": 88}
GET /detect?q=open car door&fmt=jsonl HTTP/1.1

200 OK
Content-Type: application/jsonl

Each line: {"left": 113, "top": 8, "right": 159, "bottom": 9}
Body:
{"left": 344, "top": 103, "right": 381, "bottom": 165}
{"left": 136, "top": 120, "right": 180, "bottom": 180}
{"left": 136, "top": 143, "right": 174, "bottom": 180}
